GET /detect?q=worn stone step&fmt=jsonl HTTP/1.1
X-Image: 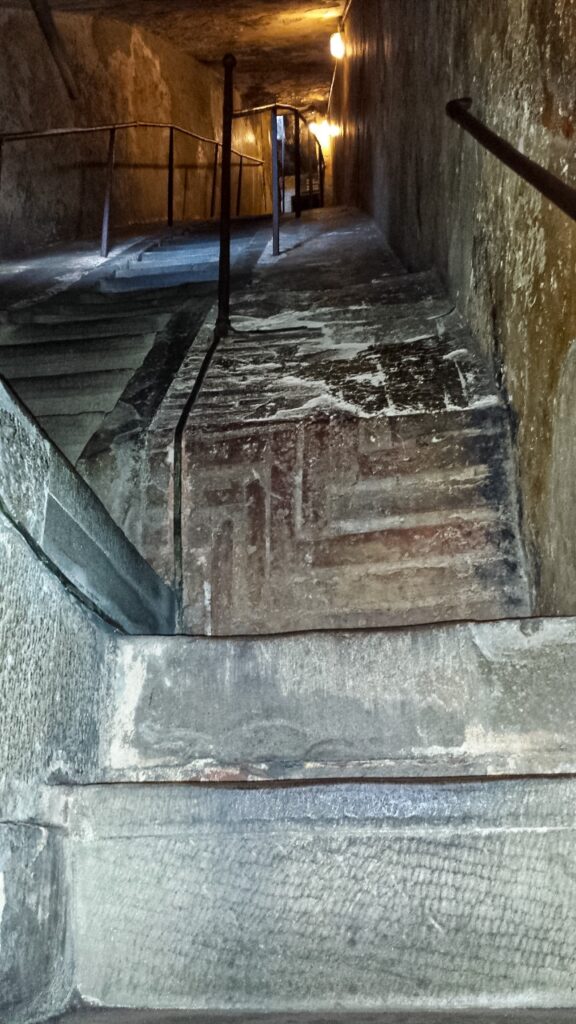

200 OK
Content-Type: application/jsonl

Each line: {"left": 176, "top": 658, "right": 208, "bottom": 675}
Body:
{"left": 67, "top": 778, "right": 576, "bottom": 1011}
{"left": 103, "top": 616, "right": 576, "bottom": 782}
{"left": 45, "top": 1011, "right": 576, "bottom": 1023}
{"left": 0, "top": 336, "right": 155, "bottom": 375}
{"left": 0, "top": 317, "right": 162, "bottom": 343}
{"left": 38, "top": 412, "right": 107, "bottom": 462}
{"left": 100, "top": 266, "right": 219, "bottom": 292}
{"left": 10, "top": 369, "right": 134, "bottom": 415}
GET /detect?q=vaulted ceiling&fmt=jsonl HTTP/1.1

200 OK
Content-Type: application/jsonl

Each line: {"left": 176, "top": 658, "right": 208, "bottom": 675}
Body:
{"left": 6, "top": 0, "right": 342, "bottom": 111}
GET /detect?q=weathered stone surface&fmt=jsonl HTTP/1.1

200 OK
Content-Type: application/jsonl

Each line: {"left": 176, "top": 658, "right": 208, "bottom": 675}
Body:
{"left": 0, "top": 378, "right": 175, "bottom": 633}
{"left": 331, "top": 0, "right": 576, "bottom": 618}
{"left": 70, "top": 778, "right": 576, "bottom": 1010}
{"left": 0, "top": 516, "right": 115, "bottom": 786}
{"left": 104, "top": 617, "right": 576, "bottom": 781}
{"left": 160, "top": 210, "right": 531, "bottom": 633}
{"left": 0, "top": 824, "right": 72, "bottom": 1023}
{"left": 45, "top": 1012, "right": 576, "bottom": 1023}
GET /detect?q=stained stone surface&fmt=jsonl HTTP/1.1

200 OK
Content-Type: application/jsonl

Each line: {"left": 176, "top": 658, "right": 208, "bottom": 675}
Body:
{"left": 143, "top": 208, "right": 530, "bottom": 631}
{"left": 103, "top": 617, "right": 576, "bottom": 781}
{"left": 70, "top": 778, "right": 576, "bottom": 1011}
{"left": 0, "top": 378, "right": 175, "bottom": 634}
{"left": 0, "top": 824, "right": 72, "bottom": 1023}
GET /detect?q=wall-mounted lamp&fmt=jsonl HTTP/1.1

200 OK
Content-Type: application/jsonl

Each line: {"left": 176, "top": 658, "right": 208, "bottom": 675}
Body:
{"left": 310, "top": 119, "right": 342, "bottom": 149}
{"left": 330, "top": 30, "right": 346, "bottom": 59}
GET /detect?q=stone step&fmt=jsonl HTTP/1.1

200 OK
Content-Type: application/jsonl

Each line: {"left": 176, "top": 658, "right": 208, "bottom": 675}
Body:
{"left": 10, "top": 369, "right": 134, "bottom": 415}
{"left": 0, "top": 335, "right": 155, "bottom": 375}
{"left": 0, "top": 317, "right": 163, "bottom": 343}
{"left": 67, "top": 777, "right": 576, "bottom": 1011}
{"left": 100, "top": 266, "right": 219, "bottom": 292}
{"left": 45, "top": 1011, "right": 576, "bottom": 1023}
{"left": 104, "top": 616, "right": 576, "bottom": 782}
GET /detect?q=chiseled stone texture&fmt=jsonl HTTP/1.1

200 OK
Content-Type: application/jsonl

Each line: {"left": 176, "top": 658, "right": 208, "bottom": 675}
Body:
{"left": 331, "top": 0, "right": 576, "bottom": 617}
{"left": 0, "top": 516, "right": 115, "bottom": 786}
{"left": 70, "top": 778, "right": 576, "bottom": 1010}
{"left": 0, "top": 379, "right": 175, "bottom": 634}
{"left": 104, "top": 617, "right": 576, "bottom": 781}
{"left": 0, "top": 824, "right": 72, "bottom": 1023}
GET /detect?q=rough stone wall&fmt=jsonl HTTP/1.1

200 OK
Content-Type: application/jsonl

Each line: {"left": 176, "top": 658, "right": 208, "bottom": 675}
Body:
{"left": 0, "top": 9, "right": 270, "bottom": 255}
{"left": 331, "top": 0, "right": 576, "bottom": 614}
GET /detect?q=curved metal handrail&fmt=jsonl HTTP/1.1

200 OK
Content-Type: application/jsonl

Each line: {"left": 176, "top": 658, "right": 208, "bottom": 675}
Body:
{"left": 446, "top": 98, "right": 576, "bottom": 223}
{"left": 0, "top": 119, "right": 264, "bottom": 165}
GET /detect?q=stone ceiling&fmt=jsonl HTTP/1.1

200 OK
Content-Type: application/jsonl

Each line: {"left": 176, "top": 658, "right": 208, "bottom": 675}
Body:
{"left": 7, "top": 0, "right": 343, "bottom": 111}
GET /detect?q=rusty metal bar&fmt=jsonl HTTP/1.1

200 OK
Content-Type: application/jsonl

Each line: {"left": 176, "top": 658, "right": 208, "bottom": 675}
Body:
{"left": 281, "top": 130, "right": 286, "bottom": 213}
{"left": 236, "top": 154, "right": 243, "bottom": 217}
{"left": 210, "top": 142, "right": 219, "bottom": 219}
{"left": 167, "top": 125, "right": 174, "bottom": 227}
{"left": 446, "top": 98, "right": 576, "bottom": 223}
{"left": 215, "top": 53, "right": 236, "bottom": 341}
{"left": 271, "top": 107, "right": 280, "bottom": 256}
{"left": 100, "top": 127, "right": 116, "bottom": 258}
{"left": 294, "top": 111, "right": 302, "bottom": 219}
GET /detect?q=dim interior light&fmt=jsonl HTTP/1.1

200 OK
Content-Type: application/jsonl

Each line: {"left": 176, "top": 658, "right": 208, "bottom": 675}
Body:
{"left": 309, "top": 119, "right": 341, "bottom": 149}
{"left": 330, "top": 31, "right": 346, "bottom": 59}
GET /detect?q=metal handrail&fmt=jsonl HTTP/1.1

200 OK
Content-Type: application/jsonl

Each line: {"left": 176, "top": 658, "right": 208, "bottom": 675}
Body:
{"left": 0, "top": 118, "right": 264, "bottom": 256}
{"left": 0, "top": 120, "right": 264, "bottom": 163}
{"left": 446, "top": 98, "right": 576, "bottom": 223}
{"left": 233, "top": 100, "right": 325, "bottom": 247}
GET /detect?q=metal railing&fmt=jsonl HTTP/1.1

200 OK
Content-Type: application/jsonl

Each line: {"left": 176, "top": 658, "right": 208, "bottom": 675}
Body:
{"left": 446, "top": 98, "right": 576, "bottom": 223}
{"left": 0, "top": 119, "right": 265, "bottom": 256}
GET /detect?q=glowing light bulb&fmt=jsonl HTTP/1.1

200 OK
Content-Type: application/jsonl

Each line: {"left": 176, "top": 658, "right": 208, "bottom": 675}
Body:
{"left": 330, "top": 31, "right": 345, "bottom": 59}
{"left": 309, "top": 119, "right": 341, "bottom": 149}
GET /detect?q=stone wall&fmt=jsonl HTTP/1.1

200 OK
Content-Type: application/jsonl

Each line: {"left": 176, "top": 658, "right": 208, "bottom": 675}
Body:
{"left": 330, "top": 0, "right": 576, "bottom": 614}
{"left": 0, "top": 8, "right": 271, "bottom": 256}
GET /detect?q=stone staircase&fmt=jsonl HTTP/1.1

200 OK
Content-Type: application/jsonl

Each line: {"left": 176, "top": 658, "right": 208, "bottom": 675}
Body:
{"left": 3, "top": 209, "right": 576, "bottom": 1024}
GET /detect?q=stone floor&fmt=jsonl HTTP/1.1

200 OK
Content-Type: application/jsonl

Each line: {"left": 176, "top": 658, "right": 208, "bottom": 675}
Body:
{"left": 148, "top": 207, "right": 531, "bottom": 631}
{"left": 47, "top": 1010, "right": 576, "bottom": 1022}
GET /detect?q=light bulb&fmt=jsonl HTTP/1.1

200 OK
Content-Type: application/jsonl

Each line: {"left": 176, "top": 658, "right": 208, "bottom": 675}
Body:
{"left": 330, "top": 31, "right": 345, "bottom": 59}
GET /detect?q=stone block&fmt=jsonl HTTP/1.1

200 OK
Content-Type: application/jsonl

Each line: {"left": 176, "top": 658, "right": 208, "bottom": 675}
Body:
{"left": 0, "top": 824, "right": 71, "bottom": 1023}
{"left": 70, "top": 779, "right": 576, "bottom": 1011}
{"left": 105, "top": 617, "right": 576, "bottom": 781}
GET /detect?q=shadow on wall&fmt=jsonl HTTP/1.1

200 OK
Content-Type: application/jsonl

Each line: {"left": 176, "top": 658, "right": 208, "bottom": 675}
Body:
{"left": 0, "top": 9, "right": 271, "bottom": 257}
{"left": 331, "top": 0, "right": 576, "bottom": 616}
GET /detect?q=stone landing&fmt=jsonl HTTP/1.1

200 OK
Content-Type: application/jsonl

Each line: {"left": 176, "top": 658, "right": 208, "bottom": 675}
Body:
{"left": 173, "top": 208, "right": 530, "bottom": 633}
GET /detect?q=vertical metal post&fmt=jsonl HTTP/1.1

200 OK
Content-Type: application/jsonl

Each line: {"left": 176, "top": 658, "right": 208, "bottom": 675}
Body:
{"left": 215, "top": 53, "right": 236, "bottom": 340}
{"left": 307, "top": 128, "right": 314, "bottom": 206}
{"left": 236, "top": 154, "right": 243, "bottom": 217}
{"left": 271, "top": 106, "right": 280, "bottom": 256}
{"left": 100, "top": 126, "right": 116, "bottom": 258}
{"left": 294, "top": 112, "right": 301, "bottom": 218}
{"left": 210, "top": 142, "right": 219, "bottom": 219}
{"left": 281, "top": 131, "right": 286, "bottom": 213}
{"left": 319, "top": 150, "right": 325, "bottom": 207}
{"left": 167, "top": 126, "right": 175, "bottom": 227}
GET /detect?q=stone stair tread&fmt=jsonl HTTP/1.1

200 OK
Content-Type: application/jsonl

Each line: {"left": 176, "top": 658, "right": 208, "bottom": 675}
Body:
{"left": 10, "top": 369, "right": 134, "bottom": 415}
{"left": 0, "top": 337, "right": 155, "bottom": 375}
{"left": 0, "top": 318, "right": 163, "bottom": 342}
